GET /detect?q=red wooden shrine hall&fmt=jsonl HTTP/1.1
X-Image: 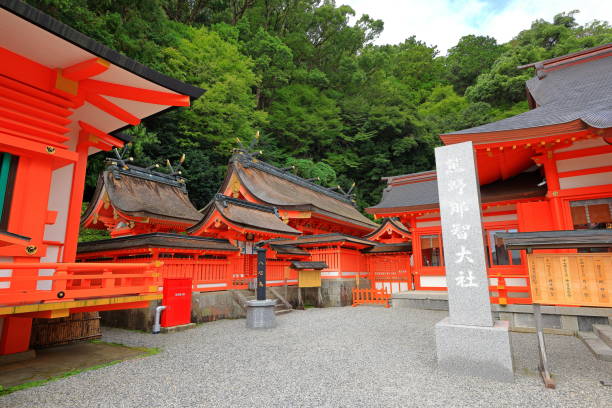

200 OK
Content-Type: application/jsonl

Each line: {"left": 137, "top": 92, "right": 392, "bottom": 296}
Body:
{"left": 76, "top": 151, "right": 414, "bottom": 299}
{"left": 218, "top": 150, "right": 378, "bottom": 236}
{"left": 188, "top": 194, "right": 302, "bottom": 241}
{"left": 81, "top": 160, "right": 203, "bottom": 237}
{"left": 0, "top": 1, "right": 203, "bottom": 355}
{"left": 367, "top": 43, "right": 612, "bottom": 304}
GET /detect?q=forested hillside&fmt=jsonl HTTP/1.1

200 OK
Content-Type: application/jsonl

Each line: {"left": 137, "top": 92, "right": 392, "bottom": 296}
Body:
{"left": 29, "top": 1, "right": 612, "bottom": 211}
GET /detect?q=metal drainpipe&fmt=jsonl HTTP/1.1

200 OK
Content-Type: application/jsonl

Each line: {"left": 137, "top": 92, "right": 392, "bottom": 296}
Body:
{"left": 152, "top": 305, "right": 167, "bottom": 334}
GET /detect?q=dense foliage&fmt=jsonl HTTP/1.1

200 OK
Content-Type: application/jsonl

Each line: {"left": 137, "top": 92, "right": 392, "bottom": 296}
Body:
{"left": 29, "top": 2, "right": 612, "bottom": 212}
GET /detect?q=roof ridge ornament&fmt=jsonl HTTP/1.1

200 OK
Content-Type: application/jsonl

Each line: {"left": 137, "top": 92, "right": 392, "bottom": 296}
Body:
{"left": 233, "top": 131, "right": 263, "bottom": 158}
{"left": 106, "top": 144, "right": 188, "bottom": 192}
{"left": 534, "top": 62, "right": 546, "bottom": 80}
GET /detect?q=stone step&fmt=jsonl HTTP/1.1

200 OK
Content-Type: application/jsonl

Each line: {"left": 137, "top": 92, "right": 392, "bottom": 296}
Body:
{"left": 578, "top": 331, "right": 612, "bottom": 362}
{"left": 593, "top": 324, "right": 612, "bottom": 348}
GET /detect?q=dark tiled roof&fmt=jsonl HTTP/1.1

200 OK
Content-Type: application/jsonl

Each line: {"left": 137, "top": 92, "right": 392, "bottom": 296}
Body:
{"left": 443, "top": 47, "right": 612, "bottom": 139}
{"left": 363, "top": 243, "right": 412, "bottom": 253}
{"left": 77, "top": 233, "right": 238, "bottom": 254}
{"left": 368, "top": 170, "right": 546, "bottom": 213}
{"left": 270, "top": 244, "right": 310, "bottom": 256}
{"left": 498, "top": 229, "right": 612, "bottom": 250}
{"left": 188, "top": 194, "right": 301, "bottom": 236}
{"left": 81, "top": 165, "right": 202, "bottom": 227}
{"left": 290, "top": 261, "right": 328, "bottom": 270}
{"left": 273, "top": 233, "right": 376, "bottom": 247}
{"left": 228, "top": 154, "right": 377, "bottom": 230}
{"left": 368, "top": 178, "right": 439, "bottom": 212}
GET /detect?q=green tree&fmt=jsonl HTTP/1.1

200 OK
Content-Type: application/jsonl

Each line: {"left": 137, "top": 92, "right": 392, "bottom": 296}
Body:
{"left": 445, "top": 35, "right": 503, "bottom": 94}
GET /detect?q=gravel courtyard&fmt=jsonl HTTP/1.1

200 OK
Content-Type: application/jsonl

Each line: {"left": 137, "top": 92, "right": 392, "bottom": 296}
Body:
{"left": 2, "top": 307, "right": 611, "bottom": 408}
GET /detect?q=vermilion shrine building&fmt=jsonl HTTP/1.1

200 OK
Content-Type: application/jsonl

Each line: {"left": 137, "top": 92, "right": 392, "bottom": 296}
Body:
{"left": 368, "top": 44, "right": 612, "bottom": 308}
{"left": 3, "top": 0, "right": 609, "bottom": 350}
{"left": 79, "top": 43, "right": 611, "bottom": 331}
{"left": 0, "top": 1, "right": 203, "bottom": 356}
{"left": 77, "top": 149, "right": 411, "bottom": 320}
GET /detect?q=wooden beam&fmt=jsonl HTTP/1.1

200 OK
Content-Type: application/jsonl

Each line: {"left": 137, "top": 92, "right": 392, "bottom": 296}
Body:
{"left": 62, "top": 58, "right": 110, "bottom": 82}
{"left": 0, "top": 47, "right": 54, "bottom": 94}
{"left": 0, "top": 127, "right": 69, "bottom": 152}
{"left": 78, "top": 121, "right": 125, "bottom": 149}
{"left": 81, "top": 79, "right": 190, "bottom": 106}
{"left": 0, "top": 106, "right": 70, "bottom": 135}
{"left": 0, "top": 95, "right": 70, "bottom": 126}
{"left": 0, "top": 116, "right": 69, "bottom": 144}
{"left": 0, "top": 75, "right": 73, "bottom": 111}
{"left": 85, "top": 93, "right": 141, "bottom": 125}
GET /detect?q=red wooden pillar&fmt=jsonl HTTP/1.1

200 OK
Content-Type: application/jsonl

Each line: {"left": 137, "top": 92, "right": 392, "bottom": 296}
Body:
{"left": 407, "top": 215, "right": 421, "bottom": 289}
{"left": 537, "top": 150, "right": 565, "bottom": 231}
{"left": 62, "top": 132, "right": 91, "bottom": 262}
{"left": 0, "top": 316, "right": 33, "bottom": 355}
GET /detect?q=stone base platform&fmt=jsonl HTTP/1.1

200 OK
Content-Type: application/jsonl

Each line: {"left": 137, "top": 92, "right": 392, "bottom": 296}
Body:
{"left": 246, "top": 299, "right": 277, "bottom": 329}
{"left": 394, "top": 291, "right": 612, "bottom": 334}
{"left": 435, "top": 317, "right": 514, "bottom": 383}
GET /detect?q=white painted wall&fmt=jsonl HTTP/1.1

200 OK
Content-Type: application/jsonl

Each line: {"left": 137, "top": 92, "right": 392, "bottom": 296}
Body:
{"left": 374, "top": 281, "right": 410, "bottom": 293}
{"left": 560, "top": 172, "right": 612, "bottom": 190}
{"left": 482, "top": 214, "right": 518, "bottom": 223}
{"left": 556, "top": 153, "right": 612, "bottom": 172}
{"left": 37, "top": 245, "right": 59, "bottom": 290}
{"left": 43, "top": 164, "right": 73, "bottom": 260}
{"left": 416, "top": 220, "right": 441, "bottom": 228}
{"left": 419, "top": 276, "right": 447, "bottom": 288}
{"left": 0, "top": 256, "right": 12, "bottom": 289}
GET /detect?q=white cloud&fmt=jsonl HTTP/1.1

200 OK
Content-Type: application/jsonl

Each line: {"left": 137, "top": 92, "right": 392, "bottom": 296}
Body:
{"left": 342, "top": 0, "right": 612, "bottom": 54}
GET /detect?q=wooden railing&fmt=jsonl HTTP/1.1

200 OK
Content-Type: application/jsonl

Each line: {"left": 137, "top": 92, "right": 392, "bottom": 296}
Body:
{"left": 352, "top": 288, "right": 391, "bottom": 308}
{"left": 0, "top": 262, "right": 159, "bottom": 306}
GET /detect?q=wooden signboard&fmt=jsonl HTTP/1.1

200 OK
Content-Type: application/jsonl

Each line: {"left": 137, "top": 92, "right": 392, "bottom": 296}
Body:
{"left": 298, "top": 270, "right": 321, "bottom": 288}
{"left": 527, "top": 253, "right": 612, "bottom": 307}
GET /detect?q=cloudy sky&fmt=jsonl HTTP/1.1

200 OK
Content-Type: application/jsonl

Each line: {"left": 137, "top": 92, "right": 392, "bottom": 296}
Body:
{"left": 342, "top": 0, "right": 612, "bottom": 54}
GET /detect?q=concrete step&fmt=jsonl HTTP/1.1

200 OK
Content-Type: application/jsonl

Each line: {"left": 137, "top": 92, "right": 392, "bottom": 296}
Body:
{"left": 579, "top": 331, "right": 612, "bottom": 362}
{"left": 275, "top": 308, "right": 293, "bottom": 315}
{"left": 593, "top": 324, "right": 612, "bottom": 348}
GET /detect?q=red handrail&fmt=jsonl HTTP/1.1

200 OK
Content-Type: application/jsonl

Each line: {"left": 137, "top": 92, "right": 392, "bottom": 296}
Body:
{"left": 352, "top": 288, "right": 391, "bottom": 308}
{"left": 0, "top": 261, "right": 161, "bottom": 306}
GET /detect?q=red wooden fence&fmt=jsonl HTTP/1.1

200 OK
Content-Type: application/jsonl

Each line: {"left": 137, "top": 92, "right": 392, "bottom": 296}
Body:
{"left": 352, "top": 288, "right": 391, "bottom": 308}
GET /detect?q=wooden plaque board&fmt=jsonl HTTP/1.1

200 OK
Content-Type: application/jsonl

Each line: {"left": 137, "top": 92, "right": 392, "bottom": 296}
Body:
{"left": 527, "top": 253, "right": 612, "bottom": 307}
{"left": 298, "top": 270, "right": 321, "bottom": 288}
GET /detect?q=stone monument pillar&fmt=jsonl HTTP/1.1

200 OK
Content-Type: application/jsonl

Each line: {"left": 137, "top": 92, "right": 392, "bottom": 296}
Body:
{"left": 434, "top": 141, "right": 514, "bottom": 382}
{"left": 246, "top": 246, "right": 277, "bottom": 329}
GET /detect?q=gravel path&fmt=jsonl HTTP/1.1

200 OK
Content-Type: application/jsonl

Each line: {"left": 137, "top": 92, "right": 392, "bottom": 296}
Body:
{"left": 2, "top": 307, "right": 611, "bottom": 408}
